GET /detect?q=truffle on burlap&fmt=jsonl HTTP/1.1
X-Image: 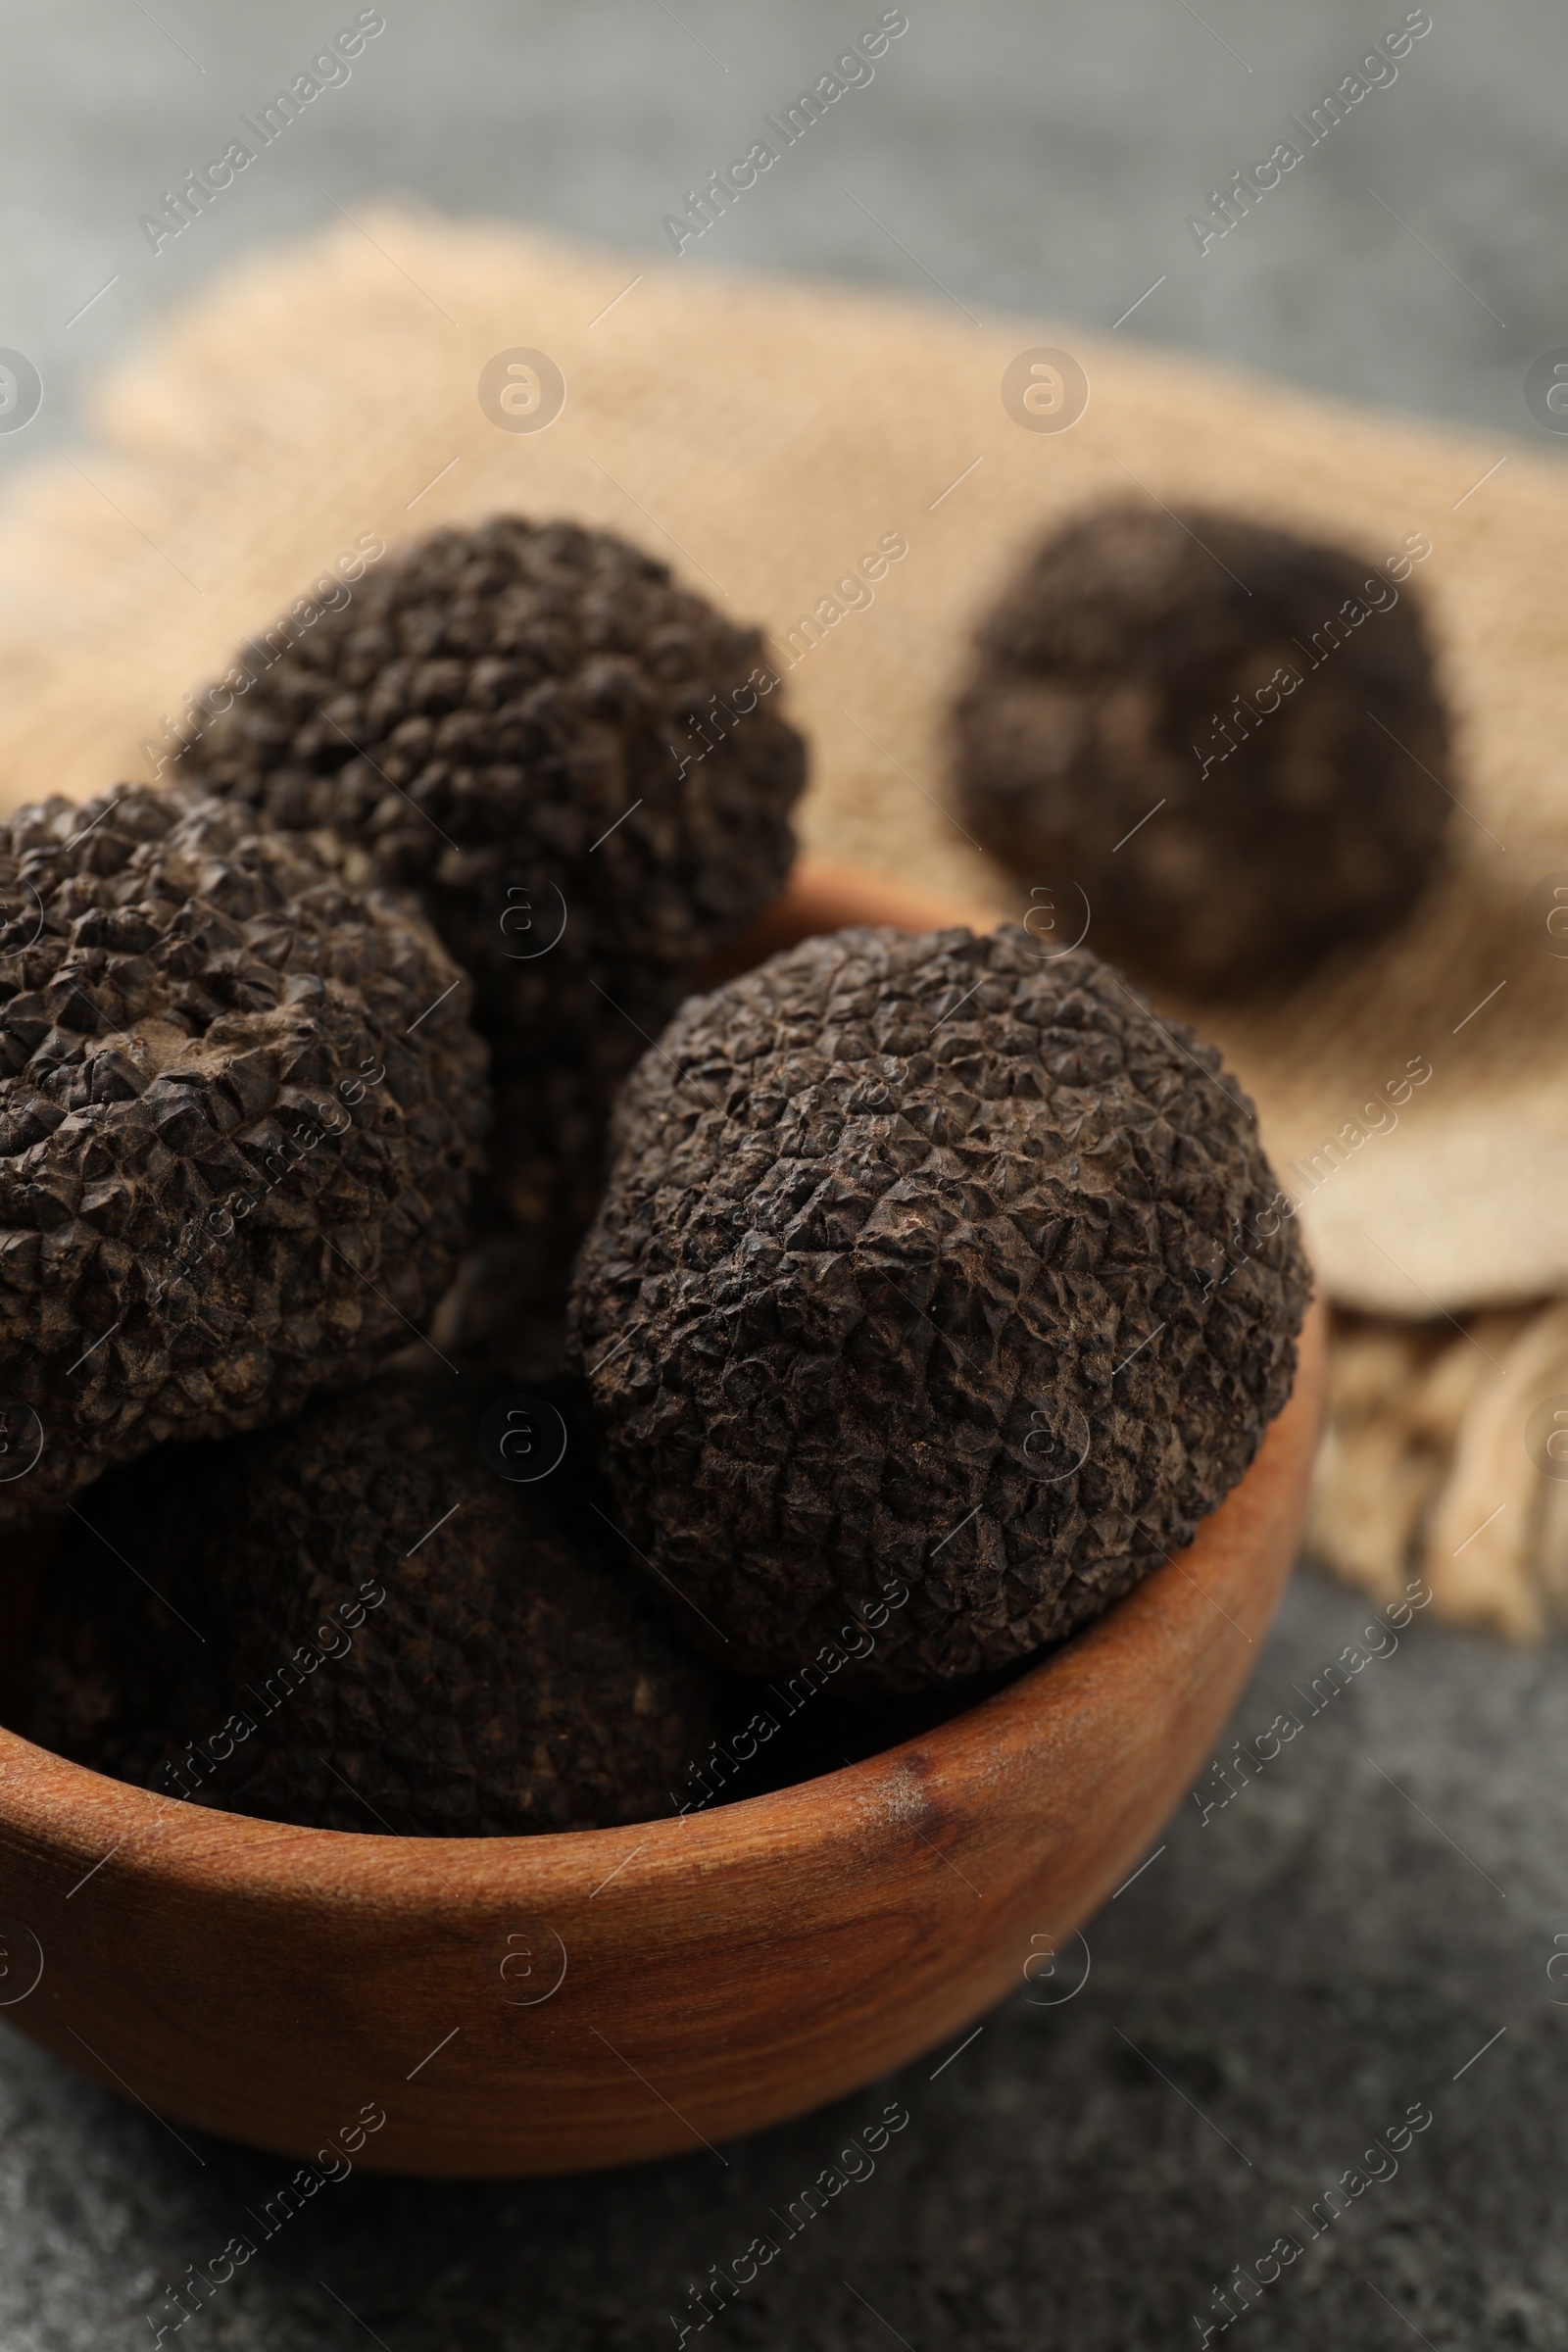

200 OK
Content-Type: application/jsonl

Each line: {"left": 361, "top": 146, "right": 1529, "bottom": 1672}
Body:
{"left": 952, "top": 503, "right": 1452, "bottom": 996}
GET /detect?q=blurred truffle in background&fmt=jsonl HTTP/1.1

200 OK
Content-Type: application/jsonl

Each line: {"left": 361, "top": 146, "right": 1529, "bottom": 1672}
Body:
{"left": 951, "top": 503, "right": 1452, "bottom": 997}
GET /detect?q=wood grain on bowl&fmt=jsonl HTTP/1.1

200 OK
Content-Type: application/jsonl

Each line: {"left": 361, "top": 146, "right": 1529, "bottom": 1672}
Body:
{"left": 0, "top": 1300, "right": 1326, "bottom": 2176}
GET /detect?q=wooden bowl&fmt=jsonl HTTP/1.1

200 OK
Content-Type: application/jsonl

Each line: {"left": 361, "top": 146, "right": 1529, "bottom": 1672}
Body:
{"left": 0, "top": 861, "right": 1328, "bottom": 2177}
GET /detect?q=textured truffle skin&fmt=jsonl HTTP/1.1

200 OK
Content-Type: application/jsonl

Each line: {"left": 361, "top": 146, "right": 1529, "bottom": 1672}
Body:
{"left": 29, "top": 1375, "right": 718, "bottom": 1836}
{"left": 567, "top": 925, "right": 1311, "bottom": 1690}
{"left": 175, "top": 516, "right": 807, "bottom": 1296}
{"left": 953, "top": 504, "right": 1452, "bottom": 996}
{"left": 0, "top": 786, "right": 487, "bottom": 1522}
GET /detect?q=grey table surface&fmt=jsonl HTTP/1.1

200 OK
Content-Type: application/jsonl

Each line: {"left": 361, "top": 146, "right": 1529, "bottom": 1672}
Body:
{"left": 2, "top": 5, "right": 1565, "bottom": 2346}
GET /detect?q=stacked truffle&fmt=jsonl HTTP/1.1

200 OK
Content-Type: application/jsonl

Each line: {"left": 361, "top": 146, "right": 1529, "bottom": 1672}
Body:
{"left": 20, "top": 515, "right": 804, "bottom": 1833}
{"left": 0, "top": 784, "right": 485, "bottom": 1519}
{"left": 175, "top": 515, "right": 807, "bottom": 1320}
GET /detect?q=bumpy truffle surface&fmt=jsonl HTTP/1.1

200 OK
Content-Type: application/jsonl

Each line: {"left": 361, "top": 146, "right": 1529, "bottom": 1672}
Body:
{"left": 29, "top": 1374, "right": 718, "bottom": 1836}
{"left": 953, "top": 504, "right": 1451, "bottom": 995}
{"left": 568, "top": 925, "right": 1311, "bottom": 1690}
{"left": 175, "top": 516, "right": 807, "bottom": 1294}
{"left": 0, "top": 786, "right": 486, "bottom": 1522}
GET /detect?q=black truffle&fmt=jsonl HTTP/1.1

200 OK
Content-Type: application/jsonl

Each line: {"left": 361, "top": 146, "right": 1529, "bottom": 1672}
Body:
{"left": 952, "top": 503, "right": 1451, "bottom": 995}
{"left": 0, "top": 785, "right": 487, "bottom": 1523}
{"left": 175, "top": 516, "right": 807, "bottom": 1306}
{"left": 28, "top": 1374, "right": 718, "bottom": 1836}
{"left": 567, "top": 925, "right": 1311, "bottom": 1690}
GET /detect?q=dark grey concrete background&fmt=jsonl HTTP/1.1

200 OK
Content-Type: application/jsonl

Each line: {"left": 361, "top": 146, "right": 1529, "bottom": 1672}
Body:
{"left": 1, "top": 0, "right": 1566, "bottom": 458}
{"left": 2, "top": 5, "right": 1566, "bottom": 2347}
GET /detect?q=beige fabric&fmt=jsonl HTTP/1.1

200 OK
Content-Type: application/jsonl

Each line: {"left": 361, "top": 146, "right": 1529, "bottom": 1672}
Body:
{"left": 1310, "top": 1301, "right": 1568, "bottom": 1641}
{"left": 0, "top": 212, "right": 1561, "bottom": 1629}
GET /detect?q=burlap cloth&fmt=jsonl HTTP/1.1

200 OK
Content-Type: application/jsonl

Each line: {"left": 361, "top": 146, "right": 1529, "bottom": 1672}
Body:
{"left": 4, "top": 211, "right": 1565, "bottom": 1634}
